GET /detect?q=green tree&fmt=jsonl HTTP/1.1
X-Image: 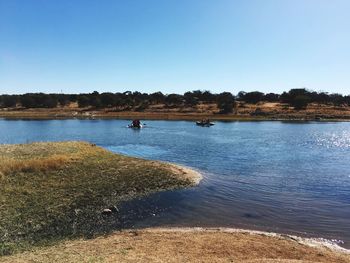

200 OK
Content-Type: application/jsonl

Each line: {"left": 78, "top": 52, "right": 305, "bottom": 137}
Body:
{"left": 77, "top": 95, "right": 90, "bottom": 108}
{"left": 100, "top": 93, "right": 115, "bottom": 107}
{"left": 184, "top": 91, "right": 199, "bottom": 106}
{"left": 20, "top": 95, "right": 36, "bottom": 108}
{"left": 2, "top": 95, "right": 17, "bottom": 108}
{"left": 42, "top": 95, "right": 58, "bottom": 108}
{"left": 216, "top": 92, "right": 235, "bottom": 113}
{"left": 149, "top": 92, "right": 165, "bottom": 104}
{"left": 58, "top": 94, "right": 70, "bottom": 106}
{"left": 243, "top": 91, "right": 264, "bottom": 104}
{"left": 292, "top": 95, "right": 309, "bottom": 110}
{"left": 165, "top": 94, "right": 183, "bottom": 106}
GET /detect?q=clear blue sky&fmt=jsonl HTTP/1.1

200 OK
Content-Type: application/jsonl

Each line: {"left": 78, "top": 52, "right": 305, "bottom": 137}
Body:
{"left": 1, "top": 0, "right": 349, "bottom": 95}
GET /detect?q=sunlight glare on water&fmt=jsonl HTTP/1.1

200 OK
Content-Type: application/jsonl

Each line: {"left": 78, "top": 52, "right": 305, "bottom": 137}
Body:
{"left": 314, "top": 130, "right": 350, "bottom": 149}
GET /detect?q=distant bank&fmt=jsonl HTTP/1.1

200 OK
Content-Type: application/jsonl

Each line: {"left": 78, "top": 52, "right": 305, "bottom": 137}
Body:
{"left": 1, "top": 101, "right": 350, "bottom": 121}
{"left": 1, "top": 89, "right": 350, "bottom": 121}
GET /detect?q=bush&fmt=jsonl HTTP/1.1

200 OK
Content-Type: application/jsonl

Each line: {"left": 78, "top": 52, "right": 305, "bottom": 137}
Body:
{"left": 242, "top": 91, "right": 264, "bottom": 104}
{"left": 43, "top": 95, "right": 58, "bottom": 108}
{"left": 149, "top": 92, "right": 165, "bottom": 104}
{"left": 77, "top": 95, "right": 90, "bottom": 108}
{"left": 264, "top": 93, "right": 280, "bottom": 102}
{"left": 216, "top": 92, "right": 235, "bottom": 113}
{"left": 291, "top": 95, "right": 310, "bottom": 110}
{"left": 100, "top": 93, "right": 115, "bottom": 107}
{"left": 20, "top": 96, "right": 36, "bottom": 108}
{"left": 165, "top": 94, "right": 183, "bottom": 106}
{"left": 1, "top": 95, "right": 17, "bottom": 108}
{"left": 184, "top": 92, "right": 199, "bottom": 106}
{"left": 0, "top": 242, "right": 14, "bottom": 256}
{"left": 58, "top": 94, "right": 70, "bottom": 106}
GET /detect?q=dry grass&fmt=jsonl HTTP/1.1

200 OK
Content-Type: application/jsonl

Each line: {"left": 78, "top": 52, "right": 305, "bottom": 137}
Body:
{"left": 0, "top": 142, "right": 198, "bottom": 256}
{"left": 0, "top": 142, "right": 102, "bottom": 179}
{"left": 1, "top": 228, "right": 349, "bottom": 263}
{"left": 0, "top": 155, "right": 71, "bottom": 175}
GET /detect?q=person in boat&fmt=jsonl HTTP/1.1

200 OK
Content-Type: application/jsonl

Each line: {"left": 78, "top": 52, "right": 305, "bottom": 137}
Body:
{"left": 201, "top": 118, "right": 210, "bottom": 125}
{"left": 197, "top": 118, "right": 211, "bottom": 126}
{"left": 131, "top": 119, "right": 141, "bottom": 128}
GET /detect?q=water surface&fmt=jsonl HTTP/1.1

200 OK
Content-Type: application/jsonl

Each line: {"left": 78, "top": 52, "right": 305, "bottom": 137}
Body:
{"left": 1, "top": 119, "right": 349, "bottom": 246}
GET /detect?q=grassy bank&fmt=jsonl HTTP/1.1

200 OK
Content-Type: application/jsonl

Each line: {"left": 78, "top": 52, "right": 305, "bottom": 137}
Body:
{"left": 1, "top": 142, "right": 349, "bottom": 262}
{"left": 1, "top": 228, "right": 349, "bottom": 263}
{"left": 0, "top": 142, "right": 200, "bottom": 256}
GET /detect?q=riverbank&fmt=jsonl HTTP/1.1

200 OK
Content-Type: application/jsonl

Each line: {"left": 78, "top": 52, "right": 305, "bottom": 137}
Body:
{"left": 1, "top": 228, "right": 349, "bottom": 263}
{"left": 0, "top": 141, "right": 201, "bottom": 256}
{"left": 1, "top": 110, "right": 349, "bottom": 122}
{"left": 1, "top": 102, "right": 350, "bottom": 121}
{"left": 2, "top": 141, "right": 350, "bottom": 262}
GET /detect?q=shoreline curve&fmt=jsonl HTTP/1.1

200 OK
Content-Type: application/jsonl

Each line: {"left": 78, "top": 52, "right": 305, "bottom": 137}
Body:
{"left": 3, "top": 227, "right": 349, "bottom": 262}
{"left": 166, "top": 162, "right": 203, "bottom": 186}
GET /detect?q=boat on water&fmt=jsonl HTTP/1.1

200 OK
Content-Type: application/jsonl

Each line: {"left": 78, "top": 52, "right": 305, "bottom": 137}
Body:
{"left": 128, "top": 119, "right": 144, "bottom": 129}
{"left": 128, "top": 124, "right": 144, "bottom": 129}
{"left": 196, "top": 119, "right": 215, "bottom": 127}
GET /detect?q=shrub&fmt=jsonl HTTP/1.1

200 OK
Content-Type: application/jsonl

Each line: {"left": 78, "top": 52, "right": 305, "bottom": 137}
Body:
{"left": 77, "top": 95, "right": 90, "bottom": 108}
{"left": 291, "top": 95, "right": 310, "bottom": 110}
{"left": 216, "top": 92, "right": 235, "bottom": 113}
{"left": 1, "top": 95, "right": 17, "bottom": 108}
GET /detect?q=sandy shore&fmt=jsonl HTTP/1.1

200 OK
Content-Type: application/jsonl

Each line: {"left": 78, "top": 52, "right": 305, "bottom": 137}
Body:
{"left": 166, "top": 163, "right": 203, "bottom": 185}
{"left": 1, "top": 227, "right": 349, "bottom": 263}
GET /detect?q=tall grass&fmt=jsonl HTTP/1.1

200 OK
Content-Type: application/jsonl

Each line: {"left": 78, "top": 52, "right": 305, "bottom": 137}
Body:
{"left": 0, "top": 155, "right": 71, "bottom": 175}
{"left": 0, "top": 141, "right": 105, "bottom": 176}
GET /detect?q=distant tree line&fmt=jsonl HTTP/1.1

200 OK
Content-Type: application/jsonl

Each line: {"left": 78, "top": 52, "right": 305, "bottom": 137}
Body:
{"left": 1, "top": 89, "right": 350, "bottom": 112}
{"left": 237, "top": 88, "right": 350, "bottom": 109}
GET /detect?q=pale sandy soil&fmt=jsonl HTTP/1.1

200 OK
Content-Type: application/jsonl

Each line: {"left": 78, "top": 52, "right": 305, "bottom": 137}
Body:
{"left": 1, "top": 228, "right": 349, "bottom": 263}
{"left": 165, "top": 162, "right": 203, "bottom": 185}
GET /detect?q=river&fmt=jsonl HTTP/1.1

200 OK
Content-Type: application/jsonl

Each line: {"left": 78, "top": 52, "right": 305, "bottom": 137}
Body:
{"left": 1, "top": 119, "right": 349, "bottom": 247}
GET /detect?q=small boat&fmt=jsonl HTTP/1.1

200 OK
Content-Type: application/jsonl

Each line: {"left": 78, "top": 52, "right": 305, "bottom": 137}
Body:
{"left": 196, "top": 121, "right": 215, "bottom": 127}
{"left": 128, "top": 119, "right": 145, "bottom": 129}
{"left": 128, "top": 124, "right": 143, "bottom": 129}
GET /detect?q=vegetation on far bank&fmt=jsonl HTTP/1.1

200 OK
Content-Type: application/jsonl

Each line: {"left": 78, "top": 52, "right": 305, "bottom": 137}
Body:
{"left": 1, "top": 88, "right": 350, "bottom": 114}
{"left": 0, "top": 141, "right": 197, "bottom": 256}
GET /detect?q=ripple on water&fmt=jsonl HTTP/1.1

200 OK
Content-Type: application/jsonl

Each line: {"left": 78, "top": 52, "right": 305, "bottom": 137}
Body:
{"left": 313, "top": 131, "right": 350, "bottom": 149}
{"left": 106, "top": 144, "right": 168, "bottom": 158}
